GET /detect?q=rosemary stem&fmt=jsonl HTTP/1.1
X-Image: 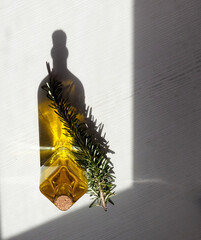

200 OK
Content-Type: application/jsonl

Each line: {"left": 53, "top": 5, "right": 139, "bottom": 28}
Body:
{"left": 98, "top": 182, "right": 107, "bottom": 211}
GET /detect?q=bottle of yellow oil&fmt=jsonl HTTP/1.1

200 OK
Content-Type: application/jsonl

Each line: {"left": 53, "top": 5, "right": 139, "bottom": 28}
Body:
{"left": 38, "top": 74, "right": 88, "bottom": 211}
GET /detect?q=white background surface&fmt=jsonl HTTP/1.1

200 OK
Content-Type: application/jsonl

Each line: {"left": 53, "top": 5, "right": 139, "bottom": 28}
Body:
{"left": 0, "top": 1, "right": 133, "bottom": 239}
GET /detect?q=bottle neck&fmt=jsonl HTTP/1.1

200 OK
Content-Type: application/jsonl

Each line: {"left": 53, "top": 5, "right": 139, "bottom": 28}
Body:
{"left": 54, "top": 171, "right": 74, "bottom": 211}
{"left": 55, "top": 183, "right": 72, "bottom": 198}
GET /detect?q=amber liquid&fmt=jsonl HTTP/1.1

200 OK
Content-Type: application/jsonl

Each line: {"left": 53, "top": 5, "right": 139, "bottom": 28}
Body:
{"left": 38, "top": 82, "right": 87, "bottom": 209}
{"left": 39, "top": 148, "right": 88, "bottom": 204}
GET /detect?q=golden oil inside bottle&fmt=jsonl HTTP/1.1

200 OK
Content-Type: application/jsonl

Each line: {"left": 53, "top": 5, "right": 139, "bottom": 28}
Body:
{"left": 39, "top": 147, "right": 88, "bottom": 211}
{"left": 38, "top": 85, "right": 87, "bottom": 211}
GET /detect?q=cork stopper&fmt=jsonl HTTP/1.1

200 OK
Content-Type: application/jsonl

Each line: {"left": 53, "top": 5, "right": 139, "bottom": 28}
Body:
{"left": 54, "top": 195, "right": 73, "bottom": 211}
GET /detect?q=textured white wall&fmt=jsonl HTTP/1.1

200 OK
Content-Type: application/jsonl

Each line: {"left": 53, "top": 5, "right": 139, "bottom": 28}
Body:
{"left": 0, "top": 0, "right": 132, "bottom": 239}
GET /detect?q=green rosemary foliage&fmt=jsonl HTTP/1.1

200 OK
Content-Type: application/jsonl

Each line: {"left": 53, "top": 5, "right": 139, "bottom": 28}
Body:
{"left": 42, "top": 62, "right": 116, "bottom": 211}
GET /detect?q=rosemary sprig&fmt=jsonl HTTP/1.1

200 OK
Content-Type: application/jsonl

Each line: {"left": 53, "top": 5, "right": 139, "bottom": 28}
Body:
{"left": 42, "top": 62, "right": 116, "bottom": 211}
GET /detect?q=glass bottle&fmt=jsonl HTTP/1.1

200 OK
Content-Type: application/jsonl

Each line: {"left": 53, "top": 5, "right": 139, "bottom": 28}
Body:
{"left": 38, "top": 87, "right": 88, "bottom": 211}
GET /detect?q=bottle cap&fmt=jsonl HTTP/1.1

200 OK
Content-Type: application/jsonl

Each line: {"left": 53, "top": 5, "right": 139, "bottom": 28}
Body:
{"left": 54, "top": 195, "right": 73, "bottom": 211}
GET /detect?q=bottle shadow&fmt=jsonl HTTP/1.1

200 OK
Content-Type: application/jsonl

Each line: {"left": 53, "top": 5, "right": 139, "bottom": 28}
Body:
{"left": 38, "top": 29, "right": 85, "bottom": 114}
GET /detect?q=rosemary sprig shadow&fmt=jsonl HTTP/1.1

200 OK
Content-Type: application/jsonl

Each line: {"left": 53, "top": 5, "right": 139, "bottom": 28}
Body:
{"left": 42, "top": 62, "right": 116, "bottom": 211}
